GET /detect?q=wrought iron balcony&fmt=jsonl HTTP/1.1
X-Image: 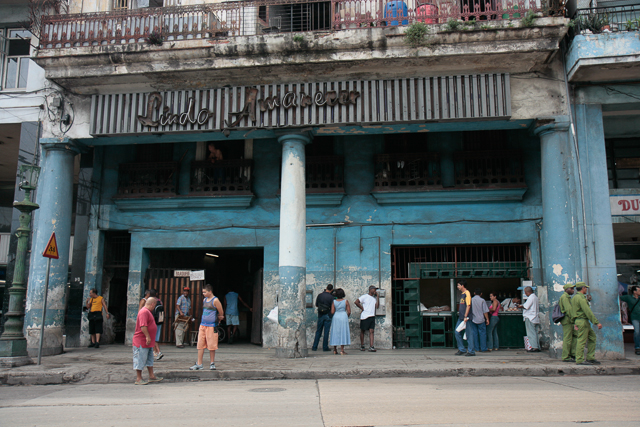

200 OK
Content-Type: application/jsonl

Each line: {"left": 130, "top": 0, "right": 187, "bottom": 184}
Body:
{"left": 306, "top": 156, "right": 344, "bottom": 193}
{"left": 454, "top": 150, "right": 525, "bottom": 188}
{"left": 569, "top": 3, "right": 640, "bottom": 36}
{"left": 374, "top": 152, "right": 442, "bottom": 191}
{"left": 39, "top": 0, "right": 559, "bottom": 49}
{"left": 117, "top": 161, "right": 179, "bottom": 197}
{"left": 190, "top": 159, "right": 253, "bottom": 194}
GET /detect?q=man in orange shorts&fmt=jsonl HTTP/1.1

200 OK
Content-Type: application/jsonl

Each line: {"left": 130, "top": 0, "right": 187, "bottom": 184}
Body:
{"left": 189, "top": 284, "right": 224, "bottom": 370}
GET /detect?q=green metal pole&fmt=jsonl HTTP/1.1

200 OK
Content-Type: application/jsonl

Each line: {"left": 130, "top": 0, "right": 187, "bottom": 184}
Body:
{"left": 0, "top": 187, "right": 39, "bottom": 358}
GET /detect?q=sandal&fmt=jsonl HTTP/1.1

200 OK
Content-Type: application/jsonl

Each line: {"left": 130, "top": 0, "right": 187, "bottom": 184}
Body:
{"left": 333, "top": 349, "right": 338, "bottom": 355}
{"left": 340, "top": 351, "right": 348, "bottom": 355}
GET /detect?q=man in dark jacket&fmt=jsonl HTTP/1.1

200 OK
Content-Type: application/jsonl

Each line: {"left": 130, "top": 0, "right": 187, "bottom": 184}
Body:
{"left": 312, "top": 284, "right": 334, "bottom": 352}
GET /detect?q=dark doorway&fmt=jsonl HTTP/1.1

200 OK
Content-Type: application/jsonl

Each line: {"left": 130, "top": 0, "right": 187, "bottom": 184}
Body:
{"left": 145, "top": 248, "right": 264, "bottom": 345}
{"left": 104, "top": 231, "right": 131, "bottom": 343}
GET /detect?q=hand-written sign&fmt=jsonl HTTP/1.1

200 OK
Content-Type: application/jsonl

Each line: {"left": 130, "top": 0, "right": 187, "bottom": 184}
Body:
{"left": 137, "top": 86, "right": 360, "bottom": 130}
{"left": 190, "top": 270, "right": 205, "bottom": 281}
{"left": 43, "top": 232, "right": 59, "bottom": 259}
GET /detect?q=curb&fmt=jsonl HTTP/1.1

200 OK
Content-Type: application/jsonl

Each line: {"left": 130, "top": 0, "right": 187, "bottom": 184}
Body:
{"left": 3, "top": 365, "right": 639, "bottom": 386}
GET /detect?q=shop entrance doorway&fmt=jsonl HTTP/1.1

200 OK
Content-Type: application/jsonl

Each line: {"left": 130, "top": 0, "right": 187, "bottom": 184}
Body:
{"left": 145, "top": 248, "right": 264, "bottom": 345}
{"left": 392, "top": 244, "right": 530, "bottom": 349}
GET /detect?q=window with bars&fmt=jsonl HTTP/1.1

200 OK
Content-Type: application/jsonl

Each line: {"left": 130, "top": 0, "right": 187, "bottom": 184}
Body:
{"left": 2, "top": 29, "right": 32, "bottom": 90}
{"left": 114, "top": 0, "right": 166, "bottom": 9}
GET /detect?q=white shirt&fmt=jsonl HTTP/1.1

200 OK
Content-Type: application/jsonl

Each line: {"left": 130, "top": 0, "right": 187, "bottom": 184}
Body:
{"left": 358, "top": 294, "right": 377, "bottom": 319}
{"left": 522, "top": 293, "right": 540, "bottom": 324}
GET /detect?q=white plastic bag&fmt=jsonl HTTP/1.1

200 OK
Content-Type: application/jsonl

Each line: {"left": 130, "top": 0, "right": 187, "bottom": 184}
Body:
{"left": 524, "top": 336, "right": 532, "bottom": 351}
{"left": 267, "top": 306, "right": 278, "bottom": 323}
{"left": 456, "top": 321, "right": 466, "bottom": 333}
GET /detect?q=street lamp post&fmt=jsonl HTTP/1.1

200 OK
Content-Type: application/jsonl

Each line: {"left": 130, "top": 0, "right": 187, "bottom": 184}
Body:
{"left": 0, "top": 165, "right": 41, "bottom": 364}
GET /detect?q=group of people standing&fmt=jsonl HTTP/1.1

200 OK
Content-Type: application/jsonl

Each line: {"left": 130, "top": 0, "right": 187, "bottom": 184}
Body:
{"left": 312, "top": 284, "right": 380, "bottom": 354}
{"left": 558, "top": 282, "right": 603, "bottom": 365}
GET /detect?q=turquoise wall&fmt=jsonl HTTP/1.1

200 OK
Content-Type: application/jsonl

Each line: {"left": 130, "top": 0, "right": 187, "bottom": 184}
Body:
{"left": 85, "top": 129, "right": 545, "bottom": 348}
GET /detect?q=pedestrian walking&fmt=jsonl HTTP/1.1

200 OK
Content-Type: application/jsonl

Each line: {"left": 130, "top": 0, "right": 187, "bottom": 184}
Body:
{"left": 190, "top": 284, "right": 224, "bottom": 371}
{"left": 454, "top": 279, "right": 472, "bottom": 356}
{"left": 329, "top": 288, "right": 351, "bottom": 355}
{"left": 355, "top": 285, "right": 379, "bottom": 352}
{"left": 148, "top": 289, "right": 165, "bottom": 360}
{"left": 175, "top": 287, "right": 192, "bottom": 348}
{"left": 620, "top": 285, "right": 640, "bottom": 355}
{"left": 559, "top": 283, "right": 577, "bottom": 362}
{"left": 572, "top": 282, "right": 602, "bottom": 365}
{"left": 312, "top": 284, "right": 334, "bottom": 352}
{"left": 519, "top": 286, "right": 541, "bottom": 352}
{"left": 132, "top": 297, "right": 163, "bottom": 385}
{"left": 487, "top": 292, "right": 500, "bottom": 351}
{"left": 86, "top": 288, "right": 110, "bottom": 349}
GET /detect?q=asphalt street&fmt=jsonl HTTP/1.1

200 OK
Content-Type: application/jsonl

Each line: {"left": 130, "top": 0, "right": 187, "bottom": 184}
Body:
{"left": 1, "top": 376, "right": 639, "bottom": 426}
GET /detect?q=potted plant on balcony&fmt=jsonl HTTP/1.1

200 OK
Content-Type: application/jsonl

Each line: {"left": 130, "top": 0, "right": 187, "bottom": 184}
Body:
{"left": 579, "top": 13, "right": 610, "bottom": 34}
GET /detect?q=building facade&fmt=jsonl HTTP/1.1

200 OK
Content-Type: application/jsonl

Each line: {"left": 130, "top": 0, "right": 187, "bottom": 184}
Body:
{"left": 22, "top": 0, "right": 626, "bottom": 359}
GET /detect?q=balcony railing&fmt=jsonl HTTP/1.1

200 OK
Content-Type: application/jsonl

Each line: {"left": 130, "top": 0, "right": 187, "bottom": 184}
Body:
{"left": 454, "top": 150, "right": 524, "bottom": 188}
{"left": 569, "top": 4, "right": 640, "bottom": 36}
{"left": 117, "top": 161, "right": 179, "bottom": 197}
{"left": 190, "top": 159, "right": 253, "bottom": 194}
{"left": 39, "top": 0, "right": 556, "bottom": 49}
{"left": 306, "top": 156, "right": 344, "bottom": 193}
{"left": 374, "top": 152, "right": 442, "bottom": 191}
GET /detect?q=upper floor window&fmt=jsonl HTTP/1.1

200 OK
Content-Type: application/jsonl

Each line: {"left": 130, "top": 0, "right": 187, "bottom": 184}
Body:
{"left": 2, "top": 29, "right": 32, "bottom": 90}
{"left": 113, "top": 0, "right": 168, "bottom": 9}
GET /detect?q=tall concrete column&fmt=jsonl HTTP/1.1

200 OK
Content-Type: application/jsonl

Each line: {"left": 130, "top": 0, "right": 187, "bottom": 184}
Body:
{"left": 24, "top": 138, "right": 82, "bottom": 357}
{"left": 276, "top": 133, "right": 310, "bottom": 358}
{"left": 535, "top": 120, "right": 582, "bottom": 357}
{"left": 574, "top": 104, "right": 624, "bottom": 359}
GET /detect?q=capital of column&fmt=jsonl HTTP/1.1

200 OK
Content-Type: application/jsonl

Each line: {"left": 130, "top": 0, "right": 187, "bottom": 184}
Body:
{"left": 532, "top": 119, "right": 572, "bottom": 139}
{"left": 276, "top": 132, "right": 312, "bottom": 146}
{"left": 40, "top": 138, "right": 87, "bottom": 155}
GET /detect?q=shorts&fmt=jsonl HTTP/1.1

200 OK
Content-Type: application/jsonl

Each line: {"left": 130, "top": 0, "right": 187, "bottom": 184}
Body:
{"left": 89, "top": 318, "right": 103, "bottom": 335}
{"left": 360, "top": 316, "right": 376, "bottom": 331}
{"left": 133, "top": 345, "right": 154, "bottom": 370}
{"left": 226, "top": 314, "right": 239, "bottom": 326}
{"left": 197, "top": 325, "right": 219, "bottom": 351}
{"left": 155, "top": 324, "right": 163, "bottom": 342}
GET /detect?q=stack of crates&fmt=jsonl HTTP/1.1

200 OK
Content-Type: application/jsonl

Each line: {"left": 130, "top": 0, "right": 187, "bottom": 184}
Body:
{"left": 403, "top": 281, "right": 422, "bottom": 348}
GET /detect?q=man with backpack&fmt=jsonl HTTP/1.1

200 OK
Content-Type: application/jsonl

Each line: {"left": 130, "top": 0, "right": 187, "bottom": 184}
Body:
{"left": 312, "top": 284, "right": 334, "bottom": 352}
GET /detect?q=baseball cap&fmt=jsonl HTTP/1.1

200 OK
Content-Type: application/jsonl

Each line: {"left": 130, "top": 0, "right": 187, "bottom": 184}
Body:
{"left": 563, "top": 283, "right": 576, "bottom": 290}
{"left": 575, "top": 282, "right": 588, "bottom": 288}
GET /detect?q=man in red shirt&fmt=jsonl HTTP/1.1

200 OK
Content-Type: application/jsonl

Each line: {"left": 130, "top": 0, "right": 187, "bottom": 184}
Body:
{"left": 133, "top": 297, "right": 163, "bottom": 385}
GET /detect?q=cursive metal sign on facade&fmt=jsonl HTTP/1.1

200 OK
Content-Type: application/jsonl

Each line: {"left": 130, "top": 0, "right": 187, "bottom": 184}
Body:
{"left": 89, "top": 74, "right": 511, "bottom": 136}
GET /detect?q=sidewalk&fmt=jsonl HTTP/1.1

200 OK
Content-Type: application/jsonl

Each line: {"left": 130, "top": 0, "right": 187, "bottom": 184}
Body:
{"left": 2, "top": 343, "right": 639, "bottom": 386}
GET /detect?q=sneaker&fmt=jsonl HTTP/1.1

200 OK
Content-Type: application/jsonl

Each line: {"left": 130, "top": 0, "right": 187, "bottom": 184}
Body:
{"left": 635, "top": 349, "right": 640, "bottom": 355}
{"left": 189, "top": 363, "right": 203, "bottom": 370}
{"left": 577, "top": 361, "right": 592, "bottom": 365}
{"left": 156, "top": 352, "right": 164, "bottom": 360}
{"left": 587, "top": 359, "right": 601, "bottom": 365}
{"left": 562, "top": 358, "right": 576, "bottom": 362}
{"left": 465, "top": 352, "right": 476, "bottom": 356}
{"left": 95, "top": 343, "right": 100, "bottom": 349}
{"left": 368, "top": 346, "right": 376, "bottom": 352}
{"left": 210, "top": 363, "right": 216, "bottom": 370}
{"left": 454, "top": 350, "right": 466, "bottom": 356}
{"left": 360, "top": 345, "right": 365, "bottom": 351}
{"left": 88, "top": 342, "right": 96, "bottom": 348}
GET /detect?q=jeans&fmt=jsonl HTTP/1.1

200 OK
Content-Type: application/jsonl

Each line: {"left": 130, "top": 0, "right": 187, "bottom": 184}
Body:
{"left": 487, "top": 316, "right": 500, "bottom": 350}
{"left": 454, "top": 319, "right": 467, "bottom": 352}
{"left": 312, "top": 313, "right": 332, "bottom": 351}
{"left": 466, "top": 321, "right": 478, "bottom": 354}
{"left": 468, "top": 321, "right": 487, "bottom": 352}
{"left": 524, "top": 318, "right": 540, "bottom": 350}
{"left": 632, "top": 319, "right": 640, "bottom": 349}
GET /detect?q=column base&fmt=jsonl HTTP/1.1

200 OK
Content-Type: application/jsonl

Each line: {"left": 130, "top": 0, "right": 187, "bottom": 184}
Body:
{"left": 0, "top": 356, "right": 33, "bottom": 368}
{"left": 26, "top": 326, "right": 64, "bottom": 357}
{"left": 0, "top": 338, "right": 29, "bottom": 359}
{"left": 275, "top": 347, "right": 309, "bottom": 358}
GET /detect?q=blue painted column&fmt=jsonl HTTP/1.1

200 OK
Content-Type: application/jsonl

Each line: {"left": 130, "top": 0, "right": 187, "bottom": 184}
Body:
{"left": 24, "top": 139, "right": 82, "bottom": 356}
{"left": 276, "top": 133, "right": 310, "bottom": 358}
{"left": 574, "top": 104, "right": 624, "bottom": 359}
{"left": 535, "top": 120, "right": 582, "bottom": 357}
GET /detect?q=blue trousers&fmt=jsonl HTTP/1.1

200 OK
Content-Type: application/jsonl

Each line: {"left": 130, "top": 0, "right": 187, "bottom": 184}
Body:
{"left": 454, "top": 319, "right": 468, "bottom": 353}
{"left": 312, "top": 313, "right": 332, "bottom": 351}
{"left": 487, "top": 316, "right": 500, "bottom": 350}
{"left": 632, "top": 319, "right": 640, "bottom": 349}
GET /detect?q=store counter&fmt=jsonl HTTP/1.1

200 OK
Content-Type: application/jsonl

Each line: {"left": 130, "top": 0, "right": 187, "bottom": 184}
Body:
{"left": 496, "top": 311, "right": 527, "bottom": 348}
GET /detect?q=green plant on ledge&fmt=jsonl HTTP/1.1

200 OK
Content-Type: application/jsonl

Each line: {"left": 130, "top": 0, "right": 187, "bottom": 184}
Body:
{"left": 444, "top": 18, "right": 462, "bottom": 31}
{"left": 521, "top": 10, "right": 537, "bottom": 27}
{"left": 293, "top": 35, "right": 304, "bottom": 43}
{"left": 145, "top": 30, "right": 164, "bottom": 46}
{"left": 405, "top": 22, "right": 430, "bottom": 47}
{"left": 480, "top": 24, "right": 491, "bottom": 30}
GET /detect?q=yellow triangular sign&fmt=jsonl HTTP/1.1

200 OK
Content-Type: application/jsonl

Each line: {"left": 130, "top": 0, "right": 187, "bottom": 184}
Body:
{"left": 43, "top": 232, "right": 59, "bottom": 259}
